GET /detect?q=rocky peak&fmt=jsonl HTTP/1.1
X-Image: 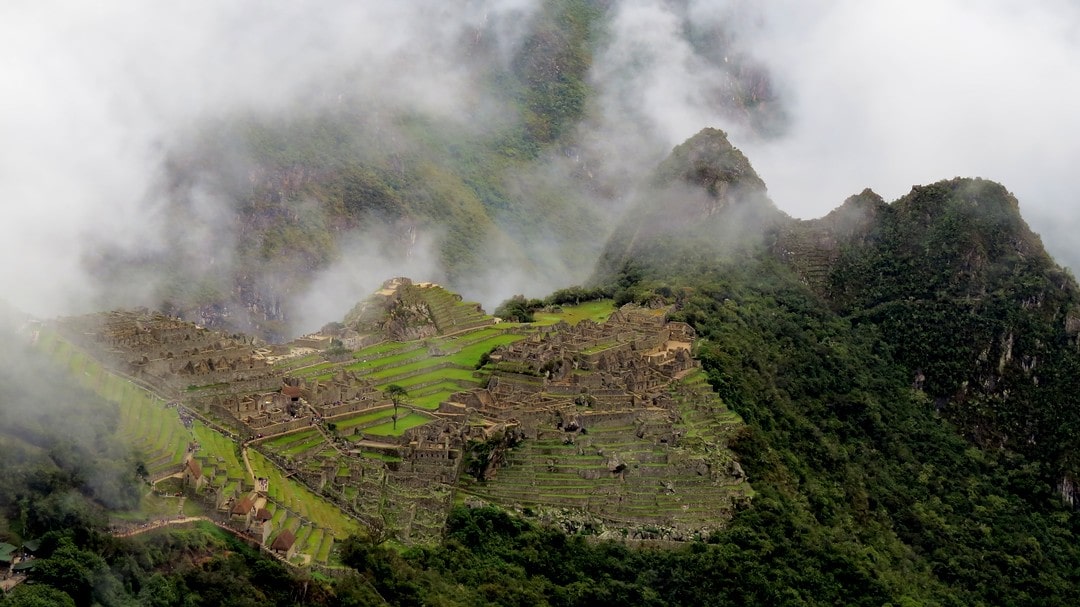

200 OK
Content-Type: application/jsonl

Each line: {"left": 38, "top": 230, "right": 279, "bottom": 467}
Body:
{"left": 593, "top": 128, "right": 784, "bottom": 281}
{"left": 653, "top": 127, "right": 772, "bottom": 216}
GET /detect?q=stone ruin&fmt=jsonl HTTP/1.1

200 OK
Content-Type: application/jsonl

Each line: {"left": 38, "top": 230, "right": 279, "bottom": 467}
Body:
{"left": 53, "top": 309, "right": 279, "bottom": 396}
{"left": 51, "top": 295, "right": 746, "bottom": 544}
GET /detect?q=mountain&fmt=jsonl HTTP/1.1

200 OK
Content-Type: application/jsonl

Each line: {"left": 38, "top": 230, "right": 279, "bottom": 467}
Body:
{"left": 600, "top": 129, "right": 1080, "bottom": 498}
{"left": 579, "top": 128, "right": 1080, "bottom": 604}
{"left": 595, "top": 127, "right": 785, "bottom": 282}
{"left": 8, "top": 126, "right": 1080, "bottom": 605}
{"left": 7, "top": 3, "right": 1080, "bottom": 601}
{"left": 80, "top": 2, "right": 783, "bottom": 343}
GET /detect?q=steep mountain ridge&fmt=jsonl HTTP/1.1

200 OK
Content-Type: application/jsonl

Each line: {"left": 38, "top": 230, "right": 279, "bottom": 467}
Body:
{"left": 599, "top": 130, "right": 1080, "bottom": 498}
{"left": 578, "top": 128, "right": 1080, "bottom": 603}
{"left": 595, "top": 128, "right": 786, "bottom": 282}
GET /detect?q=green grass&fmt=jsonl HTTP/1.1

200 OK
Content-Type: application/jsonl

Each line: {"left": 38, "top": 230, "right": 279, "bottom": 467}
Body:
{"left": 192, "top": 421, "right": 246, "bottom": 480}
{"left": 247, "top": 450, "right": 360, "bottom": 539}
{"left": 366, "top": 358, "right": 453, "bottom": 380}
{"left": 263, "top": 429, "right": 322, "bottom": 449}
{"left": 410, "top": 390, "right": 458, "bottom": 410}
{"left": 274, "top": 353, "right": 320, "bottom": 369}
{"left": 295, "top": 362, "right": 337, "bottom": 377}
{"left": 345, "top": 345, "right": 427, "bottom": 372}
{"left": 334, "top": 408, "right": 396, "bottom": 431}
{"left": 281, "top": 436, "right": 328, "bottom": 457}
{"left": 390, "top": 367, "right": 481, "bottom": 390}
{"left": 316, "top": 534, "right": 335, "bottom": 563}
{"left": 533, "top": 299, "right": 616, "bottom": 326}
{"left": 352, "top": 341, "right": 411, "bottom": 358}
{"left": 444, "top": 333, "right": 524, "bottom": 366}
{"left": 362, "top": 413, "right": 434, "bottom": 437}
{"left": 436, "top": 326, "right": 507, "bottom": 344}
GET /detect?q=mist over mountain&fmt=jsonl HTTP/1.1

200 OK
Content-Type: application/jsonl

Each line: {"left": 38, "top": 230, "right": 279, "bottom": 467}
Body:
{"left": 11, "top": 1, "right": 1079, "bottom": 340}
{"left": 5, "top": 2, "right": 1080, "bottom": 605}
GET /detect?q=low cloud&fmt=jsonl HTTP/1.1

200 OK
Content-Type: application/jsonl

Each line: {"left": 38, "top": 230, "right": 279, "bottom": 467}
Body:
{"left": 588, "top": 0, "right": 1080, "bottom": 267}
{"left": 5, "top": 0, "right": 1079, "bottom": 329}
{"left": 0, "top": 0, "right": 540, "bottom": 319}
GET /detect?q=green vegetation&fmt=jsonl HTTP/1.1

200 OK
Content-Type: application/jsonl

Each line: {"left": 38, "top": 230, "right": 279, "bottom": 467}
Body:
{"left": 362, "top": 413, "right": 433, "bottom": 437}
{"left": 533, "top": 298, "right": 616, "bottom": 326}
{"left": 11, "top": 28, "right": 1080, "bottom": 601}
{"left": 333, "top": 408, "right": 396, "bottom": 431}
{"left": 191, "top": 422, "right": 245, "bottom": 481}
{"left": 43, "top": 337, "right": 191, "bottom": 479}
{"left": 247, "top": 450, "right": 359, "bottom": 541}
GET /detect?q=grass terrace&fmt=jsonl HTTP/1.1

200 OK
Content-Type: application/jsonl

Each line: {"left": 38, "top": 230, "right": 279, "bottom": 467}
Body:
{"left": 352, "top": 341, "right": 411, "bottom": 358}
{"left": 191, "top": 421, "right": 246, "bottom": 480}
{"left": 262, "top": 428, "right": 322, "bottom": 450}
{"left": 40, "top": 333, "right": 200, "bottom": 481}
{"left": 247, "top": 450, "right": 360, "bottom": 540}
{"left": 346, "top": 344, "right": 428, "bottom": 373}
{"left": 333, "top": 408, "right": 397, "bottom": 431}
{"left": 440, "top": 333, "right": 523, "bottom": 366}
{"left": 366, "top": 358, "right": 455, "bottom": 381}
{"left": 295, "top": 361, "right": 337, "bottom": 378}
{"left": 281, "top": 435, "right": 328, "bottom": 457}
{"left": 533, "top": 299, "right": 616, "bottom": 326}
{"left": 273, "top": 353, "right": 320, "bottom": 370}
{"left": 409, "top": 389, "right": 460, "bottom": 410}
{"left": 392, "top": 367, "right": 482, "bottom": 389}
{"left": 362, "top": 412, "right": 434, "bottom": 437}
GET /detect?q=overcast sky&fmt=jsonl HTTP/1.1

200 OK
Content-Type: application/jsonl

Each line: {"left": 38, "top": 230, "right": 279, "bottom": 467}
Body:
{"left": 609, "top": 0, "right": 1080, "bottom": 266}
{"left": 2, "top": 0, "right": 1079, "bottom": 319}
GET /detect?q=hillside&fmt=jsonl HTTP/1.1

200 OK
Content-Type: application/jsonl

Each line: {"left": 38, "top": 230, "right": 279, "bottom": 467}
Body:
{"left": 595, "top": 128, "right": 786, "bottom": 282}
{"left": 79, "top": 1, "right": 783, "bottom": 343}
{"left": 580, "top": 128, "right": 1080, "bottom": 604}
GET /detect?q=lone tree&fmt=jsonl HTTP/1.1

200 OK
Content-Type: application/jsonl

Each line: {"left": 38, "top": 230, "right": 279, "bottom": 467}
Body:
{"left": 385, "top": 384, "right": 407, "bottom": 429}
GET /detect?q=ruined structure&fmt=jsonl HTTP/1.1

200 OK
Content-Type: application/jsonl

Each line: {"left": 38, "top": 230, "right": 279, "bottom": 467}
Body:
{"left": 49, "top": 279, "right": 748, "bottom": 545}
{"left": 54, "top": 308, "right": 279, "bottom": 396}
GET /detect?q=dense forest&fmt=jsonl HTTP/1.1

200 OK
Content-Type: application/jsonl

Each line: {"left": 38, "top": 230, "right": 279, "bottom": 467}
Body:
{"left": 5, "top": 1, "right": 1080, "bottom": 605}
{"left": 7, "top": 230, "right": 1080, "bottom": 604}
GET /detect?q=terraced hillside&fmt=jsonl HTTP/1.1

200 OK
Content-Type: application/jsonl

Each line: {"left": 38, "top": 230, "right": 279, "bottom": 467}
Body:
{"left": 248, "top": 449, "right": 360, "bottom": 564}
{"left": 47, "top": 279, "right": 748, "bottom": 546}
{"left": 342, "top": 279, "right": 493, "bottom": 342}
{"left": 460, "top": 369, "right": 750, "bottom": 540}
{"left": 38, "top": 331, "right": 190, "bottom": 480}
{"left": 36, "top": 329, "right": 360, "bottom": 566}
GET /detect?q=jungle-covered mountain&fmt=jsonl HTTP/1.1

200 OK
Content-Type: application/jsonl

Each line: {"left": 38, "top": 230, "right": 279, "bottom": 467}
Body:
{"left": 85, "top": 0, "right": 779, "bottom": 342}
{"left": 7, "top": 126, "right": 1080, "bottom": 605}
{"left": 8, "top": 2, "right": 1080, "bottom": 605}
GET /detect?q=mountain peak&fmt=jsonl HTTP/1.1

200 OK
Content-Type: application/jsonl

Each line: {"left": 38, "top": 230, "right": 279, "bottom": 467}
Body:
{"left": 593, "top": 128, "right": 783, "bottom": 281}
{"left": 654, "top": 127, "right": 767, "bottom": 197}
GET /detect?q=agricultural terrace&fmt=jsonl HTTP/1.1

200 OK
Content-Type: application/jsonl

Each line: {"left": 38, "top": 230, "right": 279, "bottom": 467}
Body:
{"left": 307, "top": 301, "right": 617, "bottom": 412}
{"left": 260, "top": 428, "right": 328, "bottom": 458}
{"left": 190, "top": 421, "right": 247, "bottom": 496}
{"left": 39, "top": 327, "right": 360, "bottom": 565}
{"left": 333, "top": 408, "right": 396, "bottom": 432}
{"left": 533, "top": 299, "right": 616, "bottom": 326}
{"left": 362, "top": 412, "right": 433, "bottom": 436}
{"left": 247, "top": 449, "right": 360, "bottom": 541}
{"left": 40, "top": 332, "right": 191, "bottom": 479}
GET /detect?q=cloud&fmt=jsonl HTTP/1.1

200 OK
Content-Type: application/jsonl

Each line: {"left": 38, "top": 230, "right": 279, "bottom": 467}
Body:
{"left": 0, "top": 0, "right": 540, "bottom": 319}
{"left": 291, "top": 228, "right": 445, "bottom": 336}
{"left": 6, "top": 0, "right": 1079, "bottom": 330}
{"left": 587, "top": 0, "right": 1080, "bottom": 267}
